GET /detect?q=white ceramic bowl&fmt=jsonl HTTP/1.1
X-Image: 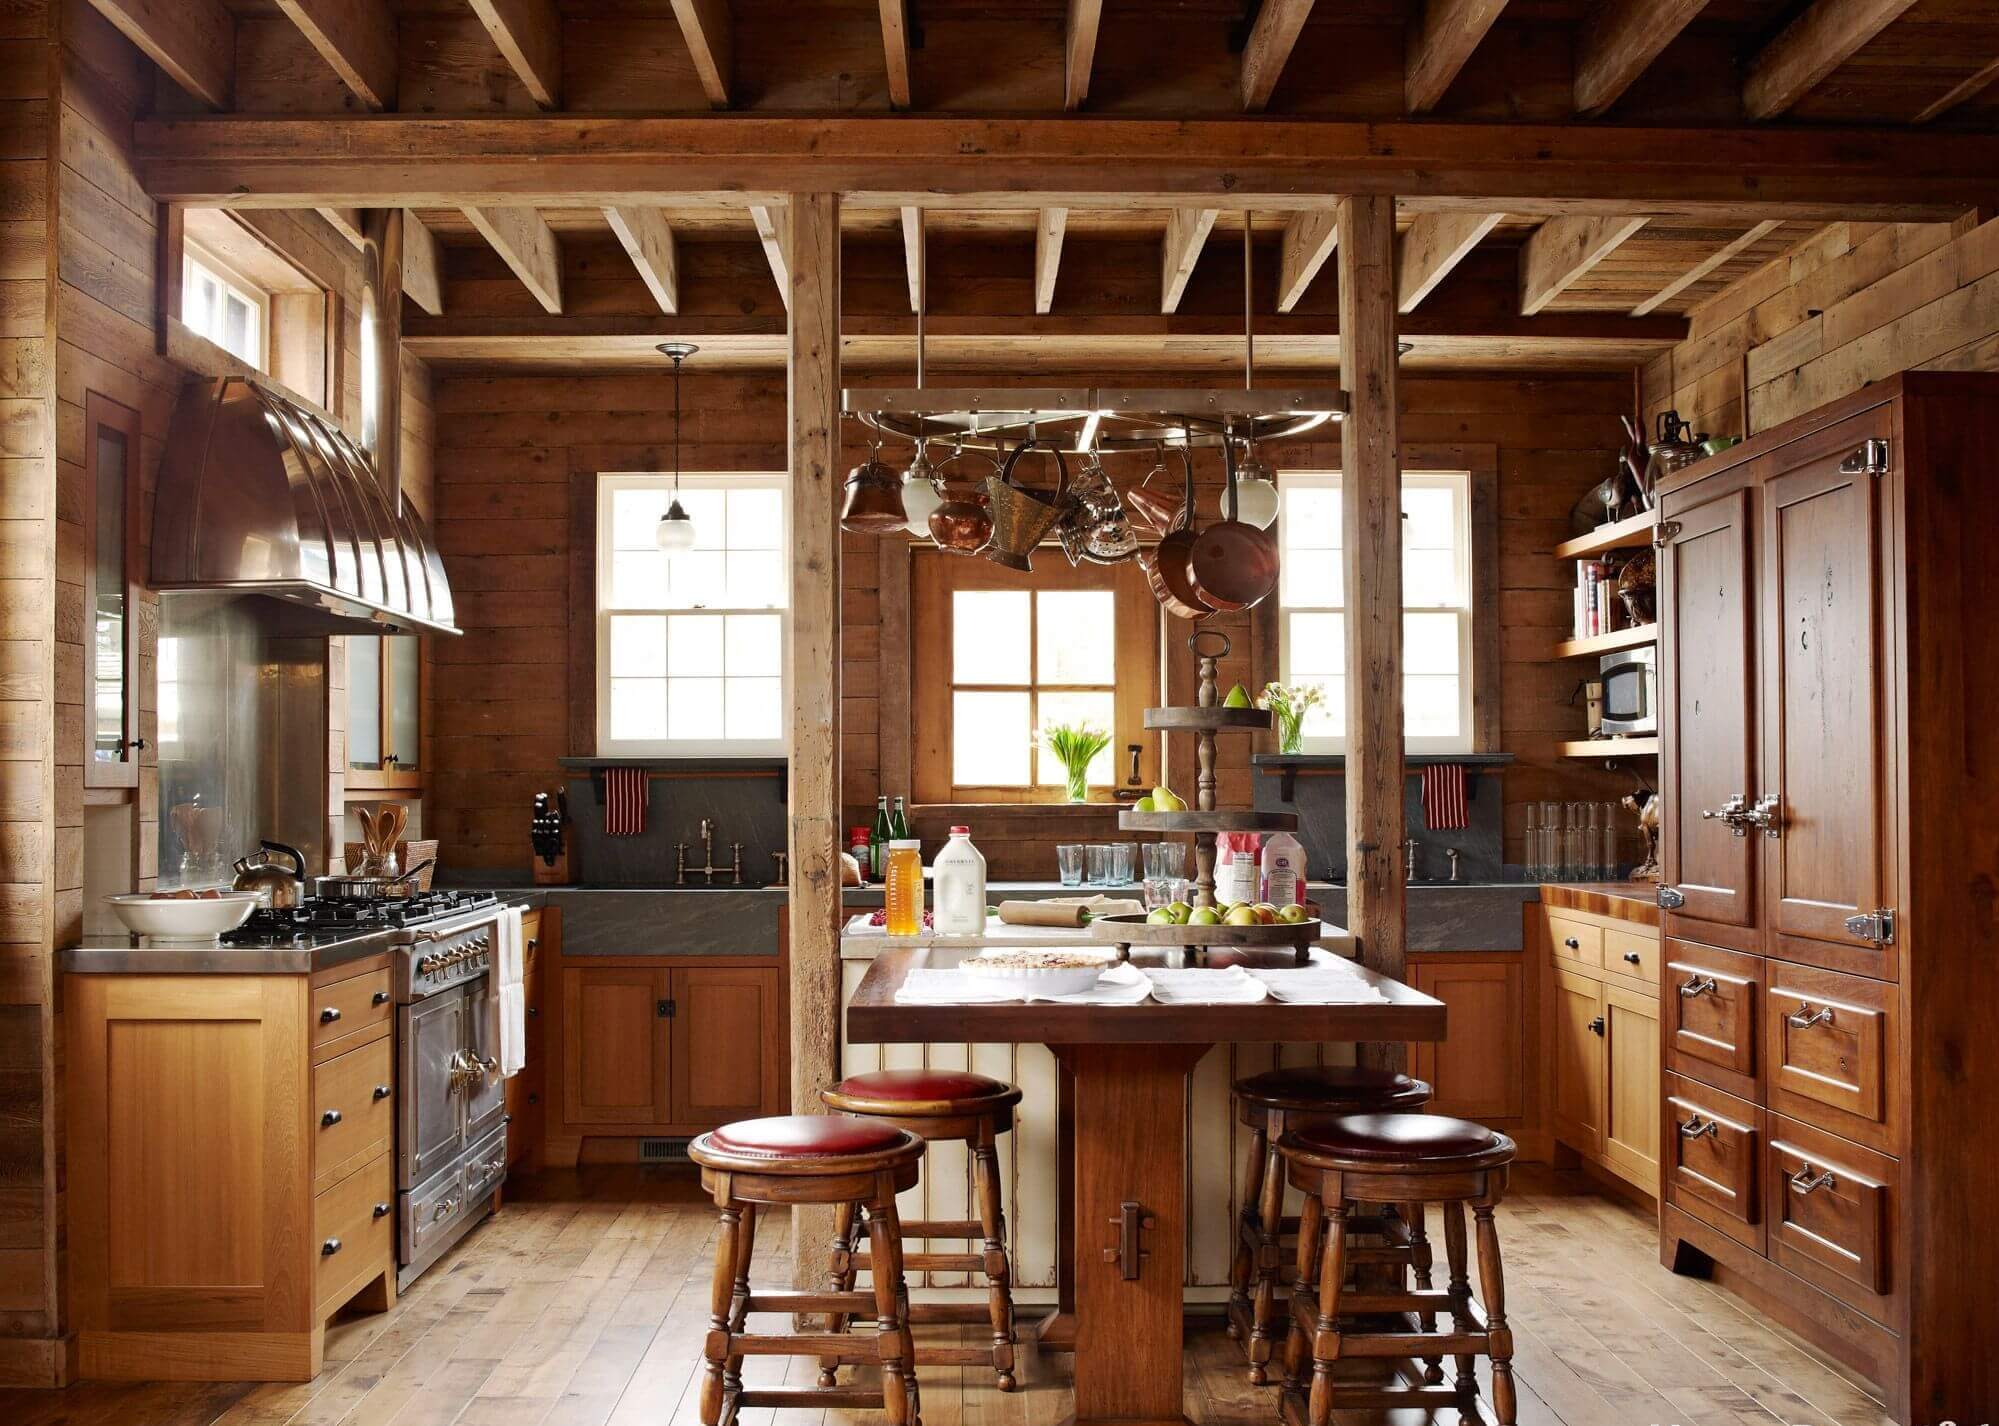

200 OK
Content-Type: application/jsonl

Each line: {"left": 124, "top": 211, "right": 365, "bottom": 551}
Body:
{"left": 106, "top": 892, "right": 260, "bottom": 938}
{"left": 961, "top": 952, "right": 1110, "bottom": 998}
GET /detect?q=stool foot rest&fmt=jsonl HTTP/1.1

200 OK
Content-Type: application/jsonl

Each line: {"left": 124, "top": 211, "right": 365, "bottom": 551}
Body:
{"left": 1287, "top": 1292, "right": 1493, "bottom": 1357}
{"left": 744, "top": 1290, "right": 874, "bottom": 1316}
{"left": 726, "top": 1333, "right": 887, "bottom": 1360}
{"left": 739, "top": 1388, "right": 885, "bottom": 1410}
{"left": 1280, "top": 1384, "right": 1470, "bottom": 1421}
{"left": 908, "top": 1301, "right": 1010, "bottom": 1328}
{"left": 900, "top": 1218, "right": 985, "bottom": 1240}
{"left": 852, "top": 1251, "right": 985, "bottom": 1275}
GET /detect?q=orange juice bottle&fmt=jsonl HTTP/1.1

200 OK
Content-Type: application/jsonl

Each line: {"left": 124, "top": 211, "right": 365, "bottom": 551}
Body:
{"left": 884, "top": 839, "right": 925, "bottom": 936}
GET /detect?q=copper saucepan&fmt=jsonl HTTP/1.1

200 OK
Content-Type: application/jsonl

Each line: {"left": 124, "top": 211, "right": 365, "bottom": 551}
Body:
{"left": 1184, "top": 439, "right": 1280, "bottom": 612}
{"left": 1140, "top": 445, "right": 1214, "bottom": 621}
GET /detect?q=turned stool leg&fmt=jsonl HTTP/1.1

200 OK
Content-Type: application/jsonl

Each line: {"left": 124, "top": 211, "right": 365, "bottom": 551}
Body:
{"left": 1247, "top": 1115, "right": 1288, "bottom": 1383}
{"left": 1304, "top": 1199, "right": 1349, "bottom": 1426}
{"left": 1227, "top": 1115, "right": 1268, "bottom": 1339}
{"left": 1282, "top": 1191, "right": 1324, "bottom": 1392}
{"left": 972, "top": 1124, "right": 1018, "bottom": 1391}
{"left": 818, "top": 1200, "right": 860, "bottom": 1387}
{"left": 868, "top": 1193, "right": 922, "bottom": 1426}
{"left": 1443, "top": 1201, "right": 1478, "bottom": 1412}
{"left": 700, "top": 1201, "right": 743, "bottom": 1426}
{"left": 1402, "top": 1200, "right": 1443, "bottom": 1384}
{"left": 1474, "top": 1202, "right": 1516, "bottom": 1426}
{"left": 724, "top": 1203, "right": 757, "bottom": 1399}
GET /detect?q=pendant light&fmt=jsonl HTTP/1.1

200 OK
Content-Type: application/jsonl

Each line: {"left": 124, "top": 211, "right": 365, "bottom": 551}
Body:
{"left": 1230, "top": 213, "right": 1281, "bottom": 530}
{"left": 655, "top": 342, "right": 698, "bottom": 552}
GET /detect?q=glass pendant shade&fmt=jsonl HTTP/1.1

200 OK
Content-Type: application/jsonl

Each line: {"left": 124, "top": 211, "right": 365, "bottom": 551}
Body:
{"left": 656, "top": 500, "right": 697, "bottom": 551}
{"left": 1232, "top": 452, "right": 1281, "bottom": 529}
{"left": 900, "top": 445, "right": 943, "bottom": 535}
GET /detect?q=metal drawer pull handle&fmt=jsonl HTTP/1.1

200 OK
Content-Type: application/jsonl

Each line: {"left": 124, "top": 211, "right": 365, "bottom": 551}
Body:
{"left": 1679, "top": 974, "right": 1718, "bottom": 999}
{"left": 1562, "top": 937, "right": 1580, "bottom": 950}
{"left": 320, "top": 1007, "right": 342, "bottom": 1024}
{"left": 1786, "top": 1002, "right": 1834, "bottom": 1029}
{"left": 431, "top": 1197, "right": 461, "bottom": 1222}
{"left": 373, "top": 1202, "right": 392, "bottom": 1219}
{"left": 1588, "top": 1016, "right": 1606, "bottom": 1037}
{"left": 1789, "top": 1167, "right": 1837, "bottom": 1196}
{"left": 1678, "top": 1116, "right": 1718, "bottom": 1140}
{"left": 321, "top": 1238, "right": 342, "bottom": 1256}
{"left": 1623, "top": 952, "right": 1643, "bottom": 965}
{"left": 321, "top": 1109, "right": 343, "bottom": 1127}
{"left": 372, "top": 990, "right": 391, "bottom": 1006}
{"left": 373, "top": 1084, "right": 392, "bottom": 1101}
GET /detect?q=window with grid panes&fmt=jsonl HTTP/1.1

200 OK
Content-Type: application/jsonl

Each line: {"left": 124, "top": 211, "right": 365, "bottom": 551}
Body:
{"left": 596, "top": 474, "right": 788, "bottom": 755}
{"left": 1277, "top": 471, "right": 1474, "bottom": 753}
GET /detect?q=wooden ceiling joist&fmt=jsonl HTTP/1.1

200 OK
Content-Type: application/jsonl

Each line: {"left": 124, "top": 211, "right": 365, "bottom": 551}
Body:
{"left": 1573, "top": 0, "right": 1711, "bottom": 117}
{"left": 1065, "top": 0, "right": 1105, "bottom": 111}
{"left": 1161, "top": 209, "right": 1219, "bottom": 314}
{"left": 604, "top": 207, "right": 679, "bottom": 315}
{"left": 318, "top": 206, "right": 366, "bottom": 248}
{"left": 1241, "top": 0, "right": 1316, "bottom": 113}
{"left": 1520, "top": 214, "right": 1648, "bottom": 315}
{"left": 750, "top": 203, "right": 790, "bottom": 310}
{"left": 85, "top": 0, "right": 233, "bottom": 110}
{"left": 463, "top": 206, "right": 564, "bottom": 315}
{"left": 1744, "top": 0, "right": 1921, "bottom": 120}
{"left": 1406, "top": 0, "right": 1510, "bottom": 114}
{"left": 1276, "top": 210, "right": 1339, "bottom": 313}
{"left": 1035, "top": 208, "right": 1068, "bottom": 315}
{"left": 1628, "top": 219, "right": 1779, "bottom": 316}
{"left": 879, "top": 0, "right": 914, "bottom": 109}
{"left": 469, "top": 0, "right": 562, "bottom": 109}
{"left": 273, "top": 0, "right": 398, "bottom": 112}
{"left": 669, "top": 0, "right": 733, "bottom": 108}
{"left": 1912, "top": 56, "right": 1999, "bottom": 123}
{"left": 899, "top": 206, "right": 924, "bottom": 313}
{"left": 402, "top": 209, "right": 443, "bottom": 316}
{"left": 1397, "top": 211, "right": 1504, "bottom": 313}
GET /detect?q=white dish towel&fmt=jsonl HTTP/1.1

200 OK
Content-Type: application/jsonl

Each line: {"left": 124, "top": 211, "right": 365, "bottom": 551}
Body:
{"left": 492, "top": 905, "right": 526, "bottom": 1078}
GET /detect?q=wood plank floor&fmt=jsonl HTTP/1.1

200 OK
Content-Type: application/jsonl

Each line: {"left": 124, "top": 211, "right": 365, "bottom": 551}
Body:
{"left": 9, "top": 1164, "right": 1891, "bottom": 1426}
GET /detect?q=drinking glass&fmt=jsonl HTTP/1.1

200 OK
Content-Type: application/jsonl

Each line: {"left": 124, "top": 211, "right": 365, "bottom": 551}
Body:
{"left": 1144, "top": 841, "right": 1187, "bottom": 881}
{"left": 1056, "top": 843, "right": 1085, "bottom": 886}
{"left": 1086, "top": 844, "right": 1114, "bottom": 886}
{"left": 1109, "top": 843, "right": 1138, "bottom": 885}
{"left": 1599, "top": 801, "right": 1622, "bottom": 880}
{"left": 1522, "top": 804, "right": 1541, "bottom": 880}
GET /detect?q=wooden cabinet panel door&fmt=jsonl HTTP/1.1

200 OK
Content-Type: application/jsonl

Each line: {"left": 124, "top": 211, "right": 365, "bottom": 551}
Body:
{"left": 1551, "top": 969, "right": 1605, "bottom": 1155}
{"left": 670, "top": 967, "right": 780, "bottom": 1127}
{"left": 1601, "top": 984, "right": 1661, "bottom": 1194}
{"left": 561, "top": 966, "right": 671, "bottom": 1128}
{"left": 1660, "top": 487, "right": 1759, "bottom": 932}
{"left": 1411, "top": 960, "right": 1522, "bottom": 1122}
{"left": 1760, "top": 417, "right": 1891, "bottom": 951}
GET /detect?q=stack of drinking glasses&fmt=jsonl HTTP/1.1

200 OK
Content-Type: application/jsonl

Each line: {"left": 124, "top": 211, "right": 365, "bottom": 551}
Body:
{"left": 1056, "top": 841, "right": 1142, "bottom": 889}
{"left": 1524, "top": 800, "right": 1624, "bottom": 880}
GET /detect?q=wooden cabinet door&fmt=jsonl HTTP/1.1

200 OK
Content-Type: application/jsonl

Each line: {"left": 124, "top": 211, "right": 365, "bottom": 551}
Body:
{"left": 1551, "top": 968, "right": 1605, "bottom": 1155}
{"left": 1759, "top": 415, "right": 1892, "bottom": 953}
{"left": 561, "top": 966, "right": 671, "bottom": 1128}
{"left": 671, "top": 967, "right": 782, "bottom": 1127}
{"left": 1601, "top": 984, "right": 1661, "bottom": 1194}
{"left": 1410, "top": 960, "right": 1522, "bottom": 1122}
{"left": 1659, "top": 486, "right": 1759, "bottom": 933}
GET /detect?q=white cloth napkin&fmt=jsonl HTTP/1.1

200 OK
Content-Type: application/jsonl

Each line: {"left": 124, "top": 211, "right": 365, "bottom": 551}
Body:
{"left": 1142, "top": 966, "right": 1271, "bottom": 1004}
{"left": 1249, "top": 966, "right": 1391, "bottom": 1005}
{"left": 895, "top": 961, "right": 1152, "bottom": 1006}
{"left": 490, "top": 905, "right": 527, "bottom": 1077}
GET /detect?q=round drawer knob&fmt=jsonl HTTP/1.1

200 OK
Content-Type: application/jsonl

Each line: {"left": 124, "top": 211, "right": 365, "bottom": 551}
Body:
{"left": 321, "top": 1238, "right": 342, "bottom": 1256}
{"left": 373, "top": 1202, "right": 392, "bottom": 1219}
{"left": 321, "top": 1109, "right": 343, "bottom": 1127}
{"left": 320, "top": 1007, "right": 342, "bottom": 1024}
{"left": 1563, "top": 937, "right": 1580, "bottom": 950}
{"left": 373, "top": 1084, "right": 392, "bottom": 1101}
{"left": 1623, "top": 952, "right": 1642, "bottom": 965}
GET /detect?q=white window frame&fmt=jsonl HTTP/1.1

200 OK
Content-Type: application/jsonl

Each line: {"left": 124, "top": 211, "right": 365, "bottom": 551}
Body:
{"left": 1278, "top": 469, "right": 1475, "bottom": 755}
{"left": 181, "top": 240, "right": 270, "bottom": 371}
{"left": 594, "top": 471, "right": 791, "bottom": 757}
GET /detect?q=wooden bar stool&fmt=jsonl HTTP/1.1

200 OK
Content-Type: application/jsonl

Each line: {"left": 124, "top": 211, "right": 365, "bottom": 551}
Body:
{"left": 1226, "top": 1065, "right": 1433, "bottom": 1383}
{"left": 1277, "top": 1113, "right": 1518, "bottom": 1426}
{"left": 689, "top": 1115, "right": 926, "bottom": 1426}
{"left": 819, "top": 1069, "right": 1025, "bottom": 1390}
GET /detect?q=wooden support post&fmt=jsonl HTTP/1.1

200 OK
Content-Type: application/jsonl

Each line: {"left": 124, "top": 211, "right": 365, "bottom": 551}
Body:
{"left": 1337, "top": 195, "right": 1407, "bottom": 1066}
{"left": 786, "top": 191, "right": 843, "bottom": 1290}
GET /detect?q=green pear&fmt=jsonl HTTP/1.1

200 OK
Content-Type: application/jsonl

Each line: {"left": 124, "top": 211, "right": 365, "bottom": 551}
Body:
{"left": 1223, "top": 683, "right": 1252, "bottom": 708}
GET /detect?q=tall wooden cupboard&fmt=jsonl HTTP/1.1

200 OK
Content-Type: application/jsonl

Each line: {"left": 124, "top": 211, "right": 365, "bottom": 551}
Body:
{"left": 1654, "top": 372, "right": 1999, "bottom": 1424}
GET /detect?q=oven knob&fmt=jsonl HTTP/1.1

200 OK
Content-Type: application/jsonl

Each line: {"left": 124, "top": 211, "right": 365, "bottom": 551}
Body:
{"left": 416, "top": 955, "right": 436, "bottom": 975}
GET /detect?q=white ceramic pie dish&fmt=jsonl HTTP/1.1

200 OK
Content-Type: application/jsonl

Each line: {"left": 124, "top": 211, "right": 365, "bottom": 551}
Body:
{"left": 960, "top": 950, "right": 1113, "bottom": 998}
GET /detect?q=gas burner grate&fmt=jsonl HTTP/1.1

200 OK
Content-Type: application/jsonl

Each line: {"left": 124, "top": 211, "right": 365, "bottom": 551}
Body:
{"left": 230, "top": 890, "right": 500, "bottom": 939}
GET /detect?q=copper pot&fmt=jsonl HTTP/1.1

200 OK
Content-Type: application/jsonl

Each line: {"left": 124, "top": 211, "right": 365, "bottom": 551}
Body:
{"left": 928, "top": 482, "right": 993, "bottom": 554}
{"left": 841, "top": 448, "right": 909, "bottom": 534}
{"left": 1142, "top": 447, "right": 1214, "bottom": 621}
{"left": 1185, "top": 439, "right": 1279, "bottom": 611}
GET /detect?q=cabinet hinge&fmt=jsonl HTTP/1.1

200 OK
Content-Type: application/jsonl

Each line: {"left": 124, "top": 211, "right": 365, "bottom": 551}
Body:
{"left": 657, "top": 998, "right": 677, "bottom": 1019}
{"left": 1842, "top": 908, "right": 1896, "bottom": 944}
{"left": 1839, "top": 439, "right": 1890, "bottom": 477}
{"left": 1657, "top": 885, "right": 1686, "bottom": 910}
{"left": 1652, "top": 519, "right": 1683, "bottom": 548}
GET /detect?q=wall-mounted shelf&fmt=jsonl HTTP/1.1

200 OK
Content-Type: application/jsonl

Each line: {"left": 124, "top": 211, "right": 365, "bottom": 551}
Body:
{"left": 1560, "top": 736, "right": 1659, "bottom": 760}
{"left": 1251, "top": 752, "right": 1513, "bottom": 802}
{"left": 1553, "top": 624, "right": 1657, "bottom": 659}
{"left": 1553, "top": 509, "right": 1658, "bottom": 560}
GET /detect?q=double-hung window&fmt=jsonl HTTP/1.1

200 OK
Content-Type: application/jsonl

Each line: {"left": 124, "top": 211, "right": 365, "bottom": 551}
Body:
{"left": 181, "top": 242, "right": 268, "bottom": 370}
{"left": 1278, "top": 471, "right": 1474, "bottom": 753}
{"left": 596, "top": 474, "right": 789, "bottom": 755}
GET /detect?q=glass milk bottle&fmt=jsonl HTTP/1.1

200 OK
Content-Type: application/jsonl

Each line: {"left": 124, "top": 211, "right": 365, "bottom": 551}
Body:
{"left": 932, "top": 825, "right": 987, "bottom": 934}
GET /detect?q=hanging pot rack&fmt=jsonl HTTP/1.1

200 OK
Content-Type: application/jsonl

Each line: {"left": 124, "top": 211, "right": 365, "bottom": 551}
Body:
{"left": 842, "top": 386, "right": 1346, "bottom": 452}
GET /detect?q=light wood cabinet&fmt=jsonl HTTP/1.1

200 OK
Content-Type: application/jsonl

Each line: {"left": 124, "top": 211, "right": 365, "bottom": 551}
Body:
{"left": 1406, "top": 957, "right": 1522, "bottom": 1124}
{"left": 672, "top": 966, "right": 786, "bottom": 1125}
{"left": 344, "top": 633, "right": 423, "bottom": 791}
{"left": 1601, "top": 984, "right": 1660, "bottom": 1189}
{"left": 561, "top": 965, "right": 674, "bottom": 1129}
{"left": 1550, "top": 966, "right": 1605, "bottom": 1156}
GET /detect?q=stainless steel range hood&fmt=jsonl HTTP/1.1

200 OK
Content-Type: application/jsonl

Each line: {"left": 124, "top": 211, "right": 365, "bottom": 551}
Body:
{"left": 151, "top": 375, "right": 460, "bottom": 636}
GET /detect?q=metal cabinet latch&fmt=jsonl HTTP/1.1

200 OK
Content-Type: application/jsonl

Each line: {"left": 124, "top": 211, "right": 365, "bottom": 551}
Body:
{"left": 1838, "top": 439, "right": 1890, "bottom": 477}
{"left": 1679, "top": 974, "right": 1718, "bottom": 999}
{"left": 1103, "top": 1200, "right": 1155, "bottom": 1282}
{"left": 1652, "top": 519, "right": 1683, "bottom": 548}
{"left": 1657, "top": 886, "right": 1686, "bottom": 910}
{"left": 1843, "top": 908, "right": 1896, "bottom": 944}
{"left": 1701, "top": 793, "right": 1753, "bottom": 837}
{"left": 1678, "top": 1115, "right": 1719, "bottom": 1141}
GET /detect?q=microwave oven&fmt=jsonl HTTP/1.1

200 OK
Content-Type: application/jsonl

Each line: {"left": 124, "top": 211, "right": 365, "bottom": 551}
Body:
{"left": 1598, "top": 645, "right": 1657, "bottom": 736}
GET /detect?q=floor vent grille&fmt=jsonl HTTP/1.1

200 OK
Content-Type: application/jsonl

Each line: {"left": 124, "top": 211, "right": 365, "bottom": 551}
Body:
{"left": 639, "top": 1137, "right": 693, "bottom": 1164}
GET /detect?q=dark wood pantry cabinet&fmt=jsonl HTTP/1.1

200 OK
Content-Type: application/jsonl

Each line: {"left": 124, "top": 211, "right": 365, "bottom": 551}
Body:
{"left": 1654, "top": 372, "right": 1999, "bottom": 1425}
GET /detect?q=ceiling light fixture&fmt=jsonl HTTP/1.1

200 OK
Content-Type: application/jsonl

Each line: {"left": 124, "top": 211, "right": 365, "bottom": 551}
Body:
{"left": 655, "top": 341, "right": 699, "bottom": 553}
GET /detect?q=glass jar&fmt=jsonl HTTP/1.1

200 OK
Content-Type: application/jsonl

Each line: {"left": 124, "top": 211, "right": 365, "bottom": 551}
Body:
{"left": 884, "top": 839, "right": 925, "bottom": 936}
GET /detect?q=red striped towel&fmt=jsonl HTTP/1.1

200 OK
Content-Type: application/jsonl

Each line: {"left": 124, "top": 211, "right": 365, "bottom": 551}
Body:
{"left": 603, "top": 767, "right": 647, "bottom": 836}
{"left": 1420, "top": 763, "right": 1469, "bottom": 830}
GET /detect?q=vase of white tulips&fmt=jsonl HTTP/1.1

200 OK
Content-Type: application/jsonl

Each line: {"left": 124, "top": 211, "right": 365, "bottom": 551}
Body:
{"left": 1258, "top": 682, "right": 1325, "bottom": 755}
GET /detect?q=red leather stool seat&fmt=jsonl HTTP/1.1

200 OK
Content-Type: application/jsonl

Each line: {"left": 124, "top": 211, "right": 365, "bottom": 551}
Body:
{"left": 704, "top": 1114, "right": 909, "bottom": 1159}
{"left": 1283, "top": 1112, "right": 1513, "bottom": 1165}
{"left": 1233, "top": 1065, "right": 1431, "bottom": 1114}
{"left": 830, "top": 1069, "right": 1013, "bottom": 1106}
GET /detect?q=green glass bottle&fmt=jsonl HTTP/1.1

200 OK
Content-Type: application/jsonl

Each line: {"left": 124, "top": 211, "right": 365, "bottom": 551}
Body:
{"left": 890, "top": 795, "right": 911, "bottom": 843}
{"left": 870, "top": 795, "right": 892, "bottom": 879}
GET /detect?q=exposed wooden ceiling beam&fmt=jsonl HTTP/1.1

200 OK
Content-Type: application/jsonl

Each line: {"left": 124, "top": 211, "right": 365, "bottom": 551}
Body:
{"left": 463, "top": 206, "right": 564, "bottom": 314}
{"left": 402, "top": 209, "right": 444, "bottom": 316}
{"left": 1744, "top": 0, "right": 1920, "bottom": 120}
{"left": 1911, "top": 53, "right": 1999, "bottom": 123}
{"left": 1406, "top": 0, "right": 1510, "bottom": 114}
{"left": 469, "top": 0, "right": 561, "bottom": 109}
{"left": 604, "top": 207, "right": 679, "bottom": 315}
{"left": 1241, "top": 0, "right": 1316, "bottom": 113}
{"left": 668, "top": 0, "right": 733, "bottom": 108}
{"left": 272, "top": 0, "right": 398, "bottom": 111}
{"left": 1629, "top": 219, "right": 1779, "bottom": 315}
{"left": 1573, "top": 0, "right": 1710, "bottom": 117}
{"left": 1397, "top": 210, "right": 1504, "bottom": 312}
{"left": 1276, "top": 210, "right": 1339, "bottom": 312}
{"left": 750, "top": 203, "right": 790, "bottom": 310}
{"left": 1035, "top": 208, "right": 1068, "bottom": 315}
{"left": 1520, "top": 214, "right": 1648, "bottom": 315}
{"left": 131, "top": 116, "right": 1987, "bottom": 221}
{"left": 1161, "top": 208, "right": 1218, "bottom": 314}
{"left": 85, "top": 0, "right": 234, "bottom": 110}
{"left": 318, "top": 206, "right": 367, "bottom": 248}
{"left": 899, "top": 206, "right": 924, "bottom": 313}
{"left": 879, "top": 0, "right": 913, "bottom": 109}
{"left": 1065, "top": 0, "right": 1104, "bottom": 110}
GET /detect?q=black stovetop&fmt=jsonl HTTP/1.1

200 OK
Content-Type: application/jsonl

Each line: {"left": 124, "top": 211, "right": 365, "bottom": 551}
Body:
{"left": 225, "top": 890, "right": 500, "bottom": 944}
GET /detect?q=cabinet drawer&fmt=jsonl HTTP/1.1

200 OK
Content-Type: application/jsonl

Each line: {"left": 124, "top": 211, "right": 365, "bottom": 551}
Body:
{"left": 1663, "top": 940, "right": 1761, "bottom": 1101}
{"left": 1763, "top": 959, "right": 1895, "bottom": 1153}
{"left": 313, "top": 1037, "right": 396, "bottom": 1196}
{"left": 1547, "top": 914, "right": 1603, "bottom": 970}
{"left": 1603, "top": 926, "right": 1659, "bottom": 985}
{"left": 1663, "top": 1073, "right": 1762, "bottom": 1254}
{"left": 312, "top": 967, "right": 393, "bottom": 1061}
{"left": 1766, "top": 1114, "right": 1894, "bottom": 1319}
{"left": 313, "top": 1152, "right": 393, "bottom": 1316}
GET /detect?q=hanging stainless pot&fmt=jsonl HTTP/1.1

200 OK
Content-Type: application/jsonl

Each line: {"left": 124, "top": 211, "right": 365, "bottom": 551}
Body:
{"left": 1056, "top": 452, "right": 1138, "bottom": 566}
{"left": 1185, "top": 438, "right": 1280, "bottom": 612}
{"left": 983, "top": 441, "right": 1073, "bottom": 571}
